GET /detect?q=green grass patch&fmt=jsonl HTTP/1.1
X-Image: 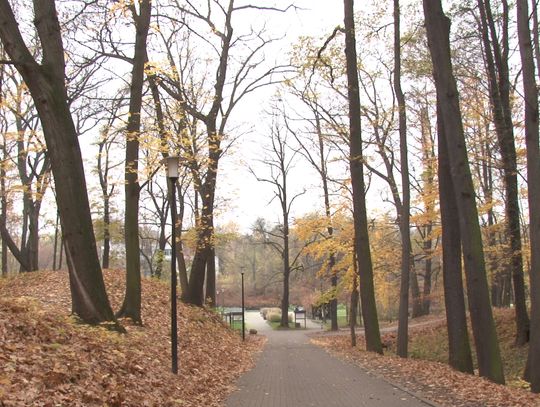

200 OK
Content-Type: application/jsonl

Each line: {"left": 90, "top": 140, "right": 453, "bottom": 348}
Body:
{"left": 320, "top": 308, "right": 359, "bottom": 330}
{"left": 267, "top": 320, "right": 306, "bottom": 330}
{"left": 228, "top": 319, "right": 249, "bottom": 332}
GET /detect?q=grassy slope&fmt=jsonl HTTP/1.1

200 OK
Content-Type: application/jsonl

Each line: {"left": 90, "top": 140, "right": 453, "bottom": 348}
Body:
{"left": 0, "top": 270, "right": 263, "bottom": 406}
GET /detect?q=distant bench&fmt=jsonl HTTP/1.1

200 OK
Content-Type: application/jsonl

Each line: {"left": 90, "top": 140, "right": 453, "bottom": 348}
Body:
{"left": 224, "top": 311, "right": 243, "bottom": 328}
{"left": 294, "top": 310, "right": 306, "bottom": 328}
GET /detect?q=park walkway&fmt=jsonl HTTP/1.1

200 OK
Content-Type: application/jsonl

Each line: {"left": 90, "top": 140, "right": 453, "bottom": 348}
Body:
{"left": 225, "top": 311, "right": 435, "bottom": 407}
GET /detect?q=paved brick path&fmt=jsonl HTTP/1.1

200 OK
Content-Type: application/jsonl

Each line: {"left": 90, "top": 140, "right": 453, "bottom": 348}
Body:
{"left": 225, "top": 311, "right": 435, "bottom": 407}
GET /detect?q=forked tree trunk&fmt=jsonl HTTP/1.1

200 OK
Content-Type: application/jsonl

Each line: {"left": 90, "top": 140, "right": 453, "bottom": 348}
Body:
{"left": 344, "top": 0, "right": 382, "bottom": 354}
{"left": 477, "top": 0, "right": 529, "bottom": 345}
{"left": 185, "top": 122, "right": 222, "bottom": 306}
{"left": 147, "top": 75, "right": 189, "bottom": 292}
{"left": 423, "top": 0, "right": 504, "bottom": 384}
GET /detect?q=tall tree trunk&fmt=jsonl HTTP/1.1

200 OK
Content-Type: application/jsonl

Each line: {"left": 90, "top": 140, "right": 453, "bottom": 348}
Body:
{"left": 102, "top": 193, "right": 111, "bottom": 269}
{"left": 185, "top": 192, "right": 212, "bottom": 305}
{"left": 1, "top": 142, "right": 7, "bottom": 276}
{"left": 516, "top": 0, "right": 540, "bottom": 392}
{"left": 185, "top": 119, "right": 222, "bottom": 306}
{"left": 19, "top": 186, "right": 29, "bottom": 271}
{"left": 344, "top": 0, "right": 382, "bottom": 354}
{"left": 395, "top": 0, "right": 412, "bottom": 359}
{"left": 155, "top": 223, "right": 166, "bottom": 279}
{"left": 419, "top": 105, "right": 436, "bottom": 316}
{"left": 52, "top": 211, "right": 59, "bottom": 271}
{"left": 191, "top": 2, "right": 234, "bottom": 307}
{"left": 27, "top": 203, "right": 40, "bottom": 270}
{"left": 58, "top": 235, "right": 64, "bottom": 270}
{"left": 533, "top": 0, "right": 540, "bottom": 83}
{"left": 437, "top": 103, "right": 474, "bottom": 375}
{"left": 478, "top": 0, "right": 530, "bottom": 345}
{"left": 0, "top": 53, "right": 5, "bottom": 276}
{"left": 281, "top": 265, "right": 290, "bottom": 328}
{"left": 205, "top": 247, "right": 216, "bottom": 306}
{"left": 410, "top": 268, "right": 423, "bottom": 317}
{"left": 350, "top": 253, "right": 359, "bottom": 347}
{"left": 421, "top": 232, "right": 433, "bottom": 315}
{"left": 117, "top": 0, "right": 152, "bottom": 324}
{"left": 175, "top": 183, "right": 189, "bottom": 296}
{"left": 423, "top": 0, "right": 505, "bottom": 384}
{"left": 0, "top": 0, "right": 115, "bottom": 324}
{"left": 15, "top": 116, "right": 32, "bottom": 272}
{"left": 316, "top": 114, "right": 338, "bottom": 331}
{"left": 280, "top": 171, "right": 291, "bottom": 328}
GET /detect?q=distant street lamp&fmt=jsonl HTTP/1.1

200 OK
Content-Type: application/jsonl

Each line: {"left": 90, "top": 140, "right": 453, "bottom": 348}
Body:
{"left": 240, "top": 266, "right": 245, "bottom": 341}
{"left": 167, "top": 156, "right": 180, "bottom": 374}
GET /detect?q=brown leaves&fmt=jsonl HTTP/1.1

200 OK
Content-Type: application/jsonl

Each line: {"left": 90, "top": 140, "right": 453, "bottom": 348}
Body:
{"left": 0, "top": 270, "right": 263, "bottom": 406}
{"left": 312, "top": 335, "right": 540, "bottom": 407}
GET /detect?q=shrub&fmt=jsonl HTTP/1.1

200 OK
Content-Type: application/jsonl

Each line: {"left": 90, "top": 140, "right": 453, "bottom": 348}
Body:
{"left": 267, "top": 311, "right": 293, "bottom": 324}
{"left": 261, "top": 307, "right": 280, "bottom": 320}
{"left": 267, "top": 312, "right": 282, "bottom": 323}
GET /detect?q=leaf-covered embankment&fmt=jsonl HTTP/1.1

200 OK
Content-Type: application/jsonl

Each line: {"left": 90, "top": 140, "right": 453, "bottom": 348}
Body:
{"left": 0, "top": 270, "right": 263, "bottom": 406}
{"left": 312, "top": 321, "right": 539, "bottom": 407}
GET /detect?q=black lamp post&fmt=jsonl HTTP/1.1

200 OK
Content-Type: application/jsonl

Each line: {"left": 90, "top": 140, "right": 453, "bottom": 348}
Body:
{"left": 167, "top": 156, "right": 179, "bottom": 374}
{"left": 221, "top": 288, "right": 225, "bottom": 314}
{"left": 241, "top": 266, "right": 245, "bottom": 341}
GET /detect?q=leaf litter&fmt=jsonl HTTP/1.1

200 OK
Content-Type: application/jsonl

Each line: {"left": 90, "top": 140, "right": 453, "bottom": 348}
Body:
{"left": 0, "top": 270, "right": 264, "bottom": 406}
{"left": 311, "top": 334, "right": 540, "bottom": 407}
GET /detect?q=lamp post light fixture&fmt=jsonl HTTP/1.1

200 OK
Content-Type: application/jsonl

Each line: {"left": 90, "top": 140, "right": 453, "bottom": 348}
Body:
{"left": 240, "top": 266, "right": 245, "bottom": 341}
{"left": 167, "top": 156, "right": 180, "bottom": 374}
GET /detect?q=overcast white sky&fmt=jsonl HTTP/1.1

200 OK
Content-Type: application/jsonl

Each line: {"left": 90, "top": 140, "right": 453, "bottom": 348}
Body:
{"left": 70, "top": 1, "right": 390, "bottom": 235}
{"left": 211, "top": 1, "right": 347, "bottom": 232}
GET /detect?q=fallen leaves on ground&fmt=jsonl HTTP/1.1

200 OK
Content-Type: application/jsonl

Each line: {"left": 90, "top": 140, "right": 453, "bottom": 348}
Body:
{"left": 311, "top": 335, "right": 540, "bottom": 407}
{"left": 0, "top": 270, "right": 264, "bottom": 406}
